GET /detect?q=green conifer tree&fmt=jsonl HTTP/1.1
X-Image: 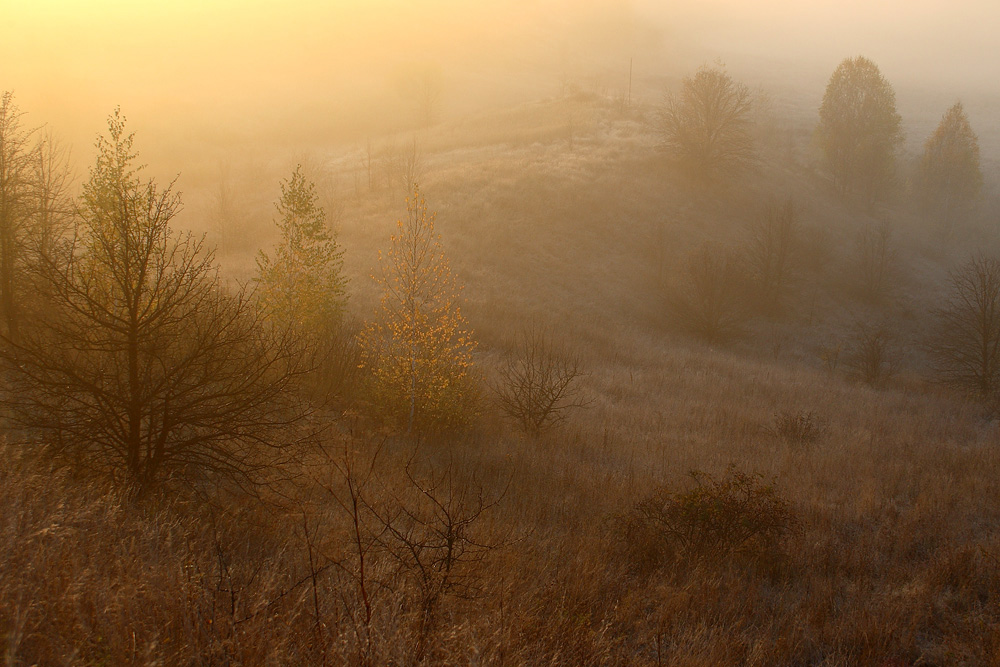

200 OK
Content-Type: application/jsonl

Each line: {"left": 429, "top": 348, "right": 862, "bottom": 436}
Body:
{"left": 257, "top": 166, "right": 347, "bottom": 336}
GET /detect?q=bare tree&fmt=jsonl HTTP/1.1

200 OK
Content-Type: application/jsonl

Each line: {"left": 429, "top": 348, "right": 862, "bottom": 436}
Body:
{"left": 208, "top": 161, "right": 240, "bottom": 256}
{"left": 368, "top": 458, "right": 507, "bottom": 662}
{"left": 661, "top": 65, "right": 756, "bottom": 179}
{"left": 930, "top": 255, "right": 1000, "bottom": 402}
{"left": 30, "top": 129, "right": 74, "bottom": 260}
{"left": 314, "top": 439, "right": 386, "bottom": 664}
{"left": 854, "top": 219, "right": 896, "bottom": 302}
{"left": 395, "top": 65, "right": 443, "bottom": 127}
{"left": 746, "top": 199, "right": 800, "bottom": 316}
{"left": 206, "top": 160, "right": 271, "bottom": 258}
{"left": 383, "top": 138, "right": 424, "bottom": 197}
{"left": 400, "top": 138, "right": 422, "bottom": 196}
{"left": 364, "top": 137, "right": 376, "bottom": 194}
{"left": 0, "top": 92, "right": 36, "bottom": 341}
{"left": 1, "top": 110, "right": 313, "bottom": 497}
{"left": 306, "top": 439, "right": 508, "bottom": 664}
{"left": 358, "top": 138, "right": 424, "bottom": 200}
{"left": 668, "top": 243, "right": 751, "bottom": 343}
{"left": 492, "top": 326, "right": 588, "bottom": 435}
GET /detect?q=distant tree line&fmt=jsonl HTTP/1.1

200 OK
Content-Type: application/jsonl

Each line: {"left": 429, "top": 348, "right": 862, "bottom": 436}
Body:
{"left": 661, "top": 57, "right": 983, "bottom": 223}
{"left": 658, "top": 56, "right": 1000, "bottom": 411}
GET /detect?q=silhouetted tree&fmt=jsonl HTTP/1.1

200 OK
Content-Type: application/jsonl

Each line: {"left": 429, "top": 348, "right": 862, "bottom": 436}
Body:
{"left": 915, "top": 102, "right": 982, "bottom": 235}
{"left": 1, "top": 110, "right": 312, "bottom": 496}
{"left": 661, "top": 65, "right": 755, "bottom": 178}
{"left": 395, "top": 65, "right": 443, "bottom": 127}
{"left": 359, "top": 185, "right": 476, "bottom": 435}
{"left": 493, "top": 326, "right": 588, "bottom": 435}
{"left": 817, "top": 57, "right": 903, "bottom": 206}
{"left": 30, "top": 129, "right": 74, "bottom": 260}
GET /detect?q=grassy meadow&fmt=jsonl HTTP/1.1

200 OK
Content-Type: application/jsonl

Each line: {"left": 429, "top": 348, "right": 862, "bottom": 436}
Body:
{"left": 5, "top": 75, "right": 1000, "bottom": 666}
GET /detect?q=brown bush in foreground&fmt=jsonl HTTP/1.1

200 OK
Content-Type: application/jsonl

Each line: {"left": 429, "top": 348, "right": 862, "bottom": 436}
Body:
{"left": 615, "top": 467, "right": 798, "bottom": 576}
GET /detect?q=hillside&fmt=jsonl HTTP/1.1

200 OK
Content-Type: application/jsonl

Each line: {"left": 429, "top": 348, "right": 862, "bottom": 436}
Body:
{"left": 6, "top": 81, "right": 1000, "bottom": 664}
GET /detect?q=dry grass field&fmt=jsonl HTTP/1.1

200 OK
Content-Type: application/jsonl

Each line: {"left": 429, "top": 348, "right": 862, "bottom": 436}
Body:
{"left": 5, "top": 79, "right": 1000, "bottom": 666}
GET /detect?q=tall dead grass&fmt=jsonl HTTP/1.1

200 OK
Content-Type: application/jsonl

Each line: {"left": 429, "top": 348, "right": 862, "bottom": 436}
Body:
{"left": 6, "top": 92, "right": 1000, "bottom": 665}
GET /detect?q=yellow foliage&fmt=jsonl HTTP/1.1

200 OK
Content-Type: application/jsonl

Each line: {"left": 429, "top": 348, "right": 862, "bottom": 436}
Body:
{"left": 359, "top": 185, "right": 476, "bottom": 434}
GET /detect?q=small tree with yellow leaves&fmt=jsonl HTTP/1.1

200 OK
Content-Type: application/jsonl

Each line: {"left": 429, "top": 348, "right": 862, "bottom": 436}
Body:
{"left": 360, "top": 186, "right": 476, "bottom": 435}
{"left": 256, "top": 165, "right": 347, "bottom": 337}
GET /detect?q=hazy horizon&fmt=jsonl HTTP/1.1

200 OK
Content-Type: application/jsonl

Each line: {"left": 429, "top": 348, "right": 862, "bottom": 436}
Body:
{"left": 4, "top": 0, "right": 1000, "bottom": 169}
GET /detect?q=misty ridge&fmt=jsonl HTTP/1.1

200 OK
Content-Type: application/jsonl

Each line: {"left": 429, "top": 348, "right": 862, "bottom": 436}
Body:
{"left": 5, "top": 1, "right": 1000, "bottom": 665}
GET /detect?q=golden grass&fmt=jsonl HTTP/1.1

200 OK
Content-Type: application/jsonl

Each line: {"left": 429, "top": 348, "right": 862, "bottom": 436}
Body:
{"left": 6, "top": 90, "right": 1000, "bottom": 665}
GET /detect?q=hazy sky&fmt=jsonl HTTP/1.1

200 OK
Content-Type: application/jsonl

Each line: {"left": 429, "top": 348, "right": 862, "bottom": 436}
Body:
{"left": 5, "top": 1, "right": 652, "bottom": 161}
{"left": 3, "top": 0, "right": 998, "bottom": 165}
{"left": 651, "top": 0, "right": 1000, "bottom": 86}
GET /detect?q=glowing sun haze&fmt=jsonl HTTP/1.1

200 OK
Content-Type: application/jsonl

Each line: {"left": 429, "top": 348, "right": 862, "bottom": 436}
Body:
{"left": 3, "top": 0, "right": 998, "bottom": 168}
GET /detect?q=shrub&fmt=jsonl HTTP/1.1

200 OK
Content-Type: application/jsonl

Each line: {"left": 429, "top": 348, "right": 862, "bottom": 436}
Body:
{"left": 616, "top": 467, "right": 798, "bottom": 575}
{"left": 771, "top": 411, "right": 825, "bottom": 445}
{"left": 847, "top": 322, "right": 897, "bottom": 386}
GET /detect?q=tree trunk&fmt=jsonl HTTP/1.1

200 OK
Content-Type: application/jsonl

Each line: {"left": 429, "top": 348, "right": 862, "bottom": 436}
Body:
{"left": 0, "top": 214, "right": 17, "bottom": 342}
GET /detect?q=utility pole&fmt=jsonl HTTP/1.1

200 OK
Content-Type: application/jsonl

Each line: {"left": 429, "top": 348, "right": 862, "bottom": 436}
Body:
{"left": 628, "top": 57, "right": 633, "bottom": 108}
